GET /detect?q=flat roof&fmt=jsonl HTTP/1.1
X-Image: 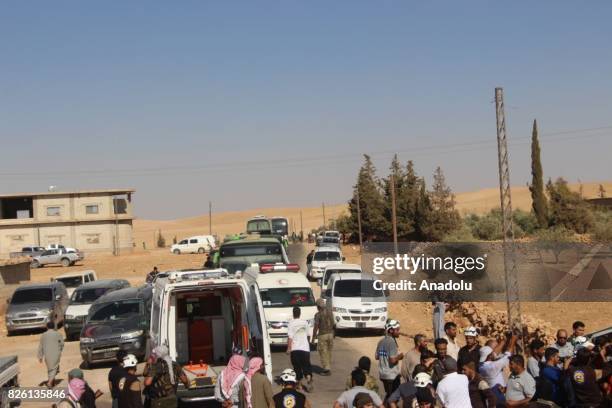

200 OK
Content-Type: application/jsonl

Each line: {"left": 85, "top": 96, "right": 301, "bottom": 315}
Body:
{"left": 0, "top": 189, "right": 135, "bottom": 199}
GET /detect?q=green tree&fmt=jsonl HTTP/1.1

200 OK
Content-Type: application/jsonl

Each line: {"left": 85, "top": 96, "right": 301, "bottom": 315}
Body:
{"left": 414, "top": 178, "right": 432, "bottom": 241}
{"left": 382, "top": 155, "right": 419, "bottom": 240}
{"left": 348, "top": 155, "right": 387, "bottom": 240}
{"left": 157, "top": 230, "right": 166, "bottom": 248}
{"left": 427, "top": 167, "right": 461, "bottom": 241}
{"left": 547, "top": 178, "right": 594, "bottom": 233}
{"left": 529, "top": 119, "right": 548, "bottom": 228}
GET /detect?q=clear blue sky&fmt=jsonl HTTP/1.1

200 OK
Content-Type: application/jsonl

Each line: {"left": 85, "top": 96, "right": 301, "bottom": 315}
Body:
{"left": 1, "top": 1, "right": 611, "bottom": 219}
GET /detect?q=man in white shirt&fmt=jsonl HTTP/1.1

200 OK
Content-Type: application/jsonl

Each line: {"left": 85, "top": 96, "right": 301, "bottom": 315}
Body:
{"left": 442, "top": 322, "right": 461, "bottom": 361}
{"left": 479, "top": 333, "right": 518, "bottom": 407}
{"left": 436, "top": 359, "right": 472, "bottom": 408}
{"left": 287, "top": 306, "right": 313, "bottom": 392}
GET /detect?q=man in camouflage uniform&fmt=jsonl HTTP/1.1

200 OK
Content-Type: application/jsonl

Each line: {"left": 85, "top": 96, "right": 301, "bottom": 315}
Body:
{"left": 312, "top": 298, "right": 334, "bottom": 376}
{"left": 143, "top": 346, "right": 189, "bottom": 408}
{"left": 345, "top": 356, "right": 380, "bottom": 394}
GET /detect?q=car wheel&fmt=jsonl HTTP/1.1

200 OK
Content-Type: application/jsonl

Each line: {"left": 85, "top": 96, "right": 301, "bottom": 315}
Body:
{"left": 31, "top": 260, "right": 40, "bottom": 268}
{"left": 61, "top": 258, "right": 71, "bottom": 267}
{"left": 197, "top": 247, "right": 205, "bottom": 254}
{"left": 173, "top": 249, "right": 180, "bottom": 255}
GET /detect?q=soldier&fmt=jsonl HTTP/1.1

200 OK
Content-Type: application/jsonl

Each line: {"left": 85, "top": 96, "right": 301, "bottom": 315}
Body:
{"left": 345, "top": 357, "right": 380, "bottom": 394}
{"left": 143, "top": 346, "right": 189, "bottom": 408}
{"left": 312, "top": 298, "right": 334, "bottom": 376}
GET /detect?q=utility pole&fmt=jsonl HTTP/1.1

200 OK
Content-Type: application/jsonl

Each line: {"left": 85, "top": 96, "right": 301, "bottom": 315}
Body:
{"left": 300, "top": 210, "right": 304, "bottom": 239}
{"left": 495, "top": 87, "right": 524, "bottom": 349}
{"left": 390, "top": 174, "right": 398, "bottom": 257}
{"left": 356, "top": 190, "right": 363, "bottom": 251}
{"left": 322, "top": 202, "right": 326, "bottom": 227}
{"left": 209, "top": 202, "right": 212, "bottom": 235}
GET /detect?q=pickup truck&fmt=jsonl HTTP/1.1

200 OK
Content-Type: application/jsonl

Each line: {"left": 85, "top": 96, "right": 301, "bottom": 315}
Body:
{"left": 31, "top": 249, "right": 82, "bottom": 268}
{"left": 9, "top": 246, "right": 46, "bottom": 259}
{"left": 47, "top": 244, "right": 78, "bottom": 253}
{"left": 0, "top": 355, "right": 19, "bottom": 407}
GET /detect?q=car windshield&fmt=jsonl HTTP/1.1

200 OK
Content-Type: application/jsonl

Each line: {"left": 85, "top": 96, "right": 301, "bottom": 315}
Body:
{"left": 333, "top": 280, "right": 384, "bottom": 298}
{"left": 56, "top": 276, "right": 83, "bottom": 288}
{"left": 325, "top": 232, "right": 340, "bottom": 237}
{"left": 271, "top": 219, "right": 288, "bottom": 235}
{"left": 71, "top": 288, "right": 111, "bottom": 304}
{"left": 11, "top": 288, "right": 52, "bottom": 304}
{"left": 314, "top": 251, "right": 341, "bottom": 261}
{"left": 260, "top": 288, "right": 315, "bottom": 308}
{"left": 322, "top": 237, "right": 339, "bottom": 244}
{"left": 221, "top": 244, "right": 283, "bottom": 259}
{"left": 324, "top": 269, "right": 361, "bottom": 285}
{"left": 89, "top": 300, "right": 142, "bottom": 322}
{"left": 247, "top": 220, "right": 271, "bottom": 233}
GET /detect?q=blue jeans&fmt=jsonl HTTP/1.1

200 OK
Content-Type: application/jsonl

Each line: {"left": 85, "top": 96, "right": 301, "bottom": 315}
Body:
{"left": 491, "top": 384, "right": 506, "bottom": 408}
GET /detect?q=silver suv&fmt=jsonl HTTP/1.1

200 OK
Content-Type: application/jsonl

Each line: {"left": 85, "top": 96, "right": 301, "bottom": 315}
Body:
{"left": 5, "top": 282, "right": 69, "bottom": 335}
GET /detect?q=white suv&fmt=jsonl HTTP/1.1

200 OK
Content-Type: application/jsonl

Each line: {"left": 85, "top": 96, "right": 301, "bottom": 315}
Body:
{"left": 307, "top": 246, "right": 344, "bottom": 280}
{"left": 325, "top": 273, "right": 387, "bottom": 332}
{"left": 171, "top": 235, "right": 216, "bottom": 254}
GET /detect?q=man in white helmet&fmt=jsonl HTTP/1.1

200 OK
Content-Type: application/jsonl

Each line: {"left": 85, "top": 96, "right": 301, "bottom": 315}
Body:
{"left": 273, "top": 368, "right": 312, "bottom": 408}
{"left": 375, "top": 319, "right": 404, "bottom": 402}
{"left": 118, "top": 354, "right": 143, "bottom": 408}
{"left": 457, "top": 327, "right": 481, "bottom": 373}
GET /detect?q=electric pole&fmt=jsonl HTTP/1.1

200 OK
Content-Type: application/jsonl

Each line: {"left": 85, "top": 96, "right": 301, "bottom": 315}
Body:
{"left": 495, "top": 87, "right": 524, "bottom": 348}
{"left": 390, "top": 174, "right": 398, "bottom": 257}
{"left": 356, "top": 189, "right": 363, "bottom": 251}
{"left": 300, "top": 210, "right": 304, "bottom": 239}
{"left": 322, "top": 202, "right": 326, "bottom": 228}
{"left": 209, "top": 201, "right": 212, "bottom": 235}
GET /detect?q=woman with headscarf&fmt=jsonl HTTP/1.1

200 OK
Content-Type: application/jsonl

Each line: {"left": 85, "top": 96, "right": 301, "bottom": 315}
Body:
{"left": 215, "top": 354, "right": 247, "bottom": 408}
{"left": 143, "top": 345, "right": 188, "bottom": 408}
{"left": 243, "top": 357, "right": 274, "bottom": 408}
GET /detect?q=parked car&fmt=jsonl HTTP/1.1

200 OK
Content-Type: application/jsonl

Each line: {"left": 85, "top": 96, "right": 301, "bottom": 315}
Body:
{"left": 5, "top": 282, "right": 69, "bottom": 335}
{"left": 79, "top": 285, "right": 152, "bottom": 367}
{"left": 64, "top": 279, "right": 130, "bottom": 341}
{"left": 53, "top": 270, "right": 98, "bottom": 297}
{"left": 171, "top": 235, "right": 216, "bottom": 254}
{"left": 31, "top": 248, "right": 82, "bottom": 268}
{"left": 0, "top": 355, "right": 19, "bottom": 407}
{"left": 9, "top": 246, "right": 46, "bottom": 259}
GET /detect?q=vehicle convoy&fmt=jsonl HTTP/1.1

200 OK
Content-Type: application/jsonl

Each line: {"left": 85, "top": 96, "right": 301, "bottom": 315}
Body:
{"left": 319, "top": 263, "right": 363, "bottom": 291}
{"left": 31, "top": 248, "right": 82, "bottom": 268}
{"left": 171, "top": 235, "right": 216, "bottom": 254}
{"left": 246, "top": 215, "right": 288, "bottom": 247}
{"left": 317, "top": 236, "right": 340, "bottom": 248}
{"left": 53, "top": 270, "right": 98, "bottom": 297}
{"left": 9, "top": 246, "right": 46, "bottom": 259}
{"left": 64, "top": 279, "right": 130, "bottom": 341}
{"left": 5, "top": 282, "right": 69, "bottom": 335}
{"left": 0, "top": 355, "right": 19, "bottom": 407}
{"left": 150, "top": 269, "right": 272, "bottom": 403}
{"left": 79, "top": 285, "right": 152, "bottom": 367}
{"left": 325, "top": 273, "right": 388, "bottom": 332}
{"left": 307, "top": 246, "right": 344, "bottom": 280}
{"left": 217, "top": 236, "right": 290, "bottom": 275}
{"left": 244, "top": 263, "right": 316, "bottom": 345}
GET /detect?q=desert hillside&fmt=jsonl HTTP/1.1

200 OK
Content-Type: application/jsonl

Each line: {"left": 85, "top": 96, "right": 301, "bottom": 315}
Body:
{"left": 134, "top": 181, "right": 610, "bottom": 247}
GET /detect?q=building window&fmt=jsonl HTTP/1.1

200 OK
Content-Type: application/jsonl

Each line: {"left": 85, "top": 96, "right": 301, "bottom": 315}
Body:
{"left": 86, "top": 205, "right": 99, "bottom": 214}
{"left": 46, "top": 206, "right": 61, "bottom": 216}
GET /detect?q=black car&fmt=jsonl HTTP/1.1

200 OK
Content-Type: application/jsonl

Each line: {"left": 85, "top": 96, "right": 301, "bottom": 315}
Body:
{"left": 79, "top": 285, "right": 152, "bottom": 367}
{"left": 64, "top": 279, "right": 130, "bottom": 341}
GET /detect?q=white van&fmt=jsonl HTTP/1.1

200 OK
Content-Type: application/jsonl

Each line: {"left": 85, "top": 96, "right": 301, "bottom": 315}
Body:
{"left": 53, "top": 270, "right": 97, "bottom": 297}
{"left": 150, "top": 269, "right": 271, "bottom": 403}
{"left": 307, "top": 246, "right": 344, "bottom": 280}
{"left": 319, "top": 263, "right": 363, "bottom": 291}
{"left": 325, "top": 273, "right": 388, "bottom": 332}
{"left": 244, "top": 263, "right": 317, "bottom": 345}
{"left": 171, "top": 235, "right": 216, "bottom": 254}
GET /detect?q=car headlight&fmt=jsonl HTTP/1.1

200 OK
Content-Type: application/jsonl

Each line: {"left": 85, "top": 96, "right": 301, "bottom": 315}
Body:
{"left": 80, "top": 337, "right": 94, "bottom": 344}
{"left": 374, "top": 307, "right": 387, "bottom": 313}
{"left": 332, "top": 307, "right": 347, "bottom": 313}
{"left": 121, "top": 330, "right": 144, "bottom": 340}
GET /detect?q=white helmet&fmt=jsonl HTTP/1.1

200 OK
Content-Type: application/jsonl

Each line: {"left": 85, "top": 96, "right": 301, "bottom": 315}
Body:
{"left": 280, "top": 368, "right": 297, "bottom": 383}
{"left": 573, "top": 336, "right": 588, "bottom": 345}
{"left": 464, "top": 326, "right": 478, "bottom": 337}
{"left": 414, "top": 372, "right": 432, "bottom": 387}
{"left": 123, "top": 354, "right": 138, "bottom": 368}
{"left": 385, "top": 319, "right": 400, "bottom": 332}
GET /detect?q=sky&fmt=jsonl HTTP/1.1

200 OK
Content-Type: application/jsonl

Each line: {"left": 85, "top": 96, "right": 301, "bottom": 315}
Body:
{"left": 1, "top": 1, "right": 611, "bottom": 219}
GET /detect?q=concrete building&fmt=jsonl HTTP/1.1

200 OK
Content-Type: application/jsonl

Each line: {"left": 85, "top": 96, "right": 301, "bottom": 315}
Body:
{"left": 0, "top": 189, "right": 134, "bottom": 256}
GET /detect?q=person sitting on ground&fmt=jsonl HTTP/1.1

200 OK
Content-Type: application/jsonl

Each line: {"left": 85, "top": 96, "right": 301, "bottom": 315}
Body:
{"left": 527, "top": 339, "right": 546, "bottom": 379}
{"left": 334, "top": 369, "right": 383, "bottom": 408}
{"left": 457, "top": 327, "right": 481, "bottom": 374}
{"left": 431, "top": 337, "right": 457, "bottom": 386}
{"left": 462, "top": 361, "right": 496, "bottom": 408}
{"left": 345, "top": 356, "right": 379, "bottom": 393}
{"left": 273, "top": 368, "right": 311, "bottom": 408}
{"left": 401, "top": 333, "right": 428, "bottom": 382}
{"left": 479, "top": 333, "right": 517, "bottom": 407}
{"left": 435, "top": 358, "right": 472, "bottom": 408}
{"left": 505, "top": 354, "right": 536, "bottom": 407}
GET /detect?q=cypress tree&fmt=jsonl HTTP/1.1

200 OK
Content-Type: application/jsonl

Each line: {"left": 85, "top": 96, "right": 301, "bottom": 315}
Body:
{"left": 529, "top": 119, "right": 548, "bottom": 228}
{"left": 348, "top": 155, "right": 387, "bottom": 240}
{"left": 427, "top": 167, "right": 461, "bottom": 241}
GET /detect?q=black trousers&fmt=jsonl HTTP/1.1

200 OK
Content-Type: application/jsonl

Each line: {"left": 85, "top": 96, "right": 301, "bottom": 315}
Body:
{"left": 382, "top": 375, "right": 401, "bottom": 402}
{"left": 290, "top": 350, "right": 312, "bottom": 381}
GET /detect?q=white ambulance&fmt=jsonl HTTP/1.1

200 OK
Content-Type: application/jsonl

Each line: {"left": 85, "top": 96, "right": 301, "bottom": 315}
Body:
{"left": 150, "top": 269, "right": 272, "bottom": 403}
{"left": 244, "top": 263, "right": 317, "bottom": 345}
